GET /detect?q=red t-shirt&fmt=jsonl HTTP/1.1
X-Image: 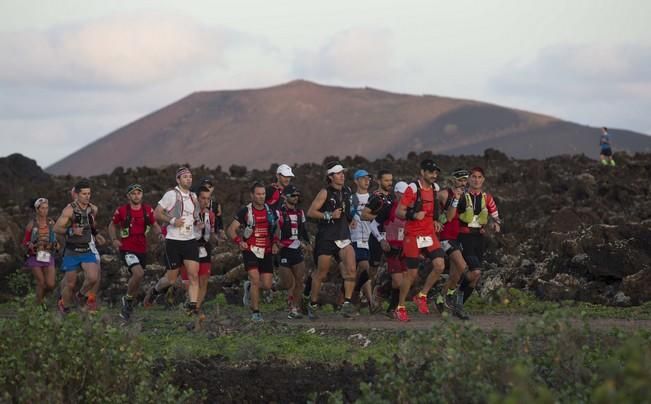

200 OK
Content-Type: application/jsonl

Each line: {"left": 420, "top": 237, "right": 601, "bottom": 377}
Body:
{"left": 399, "top": 181, "right": 436, "bottom": 237}
{"left": 236, "top": 205, "right": 273, "bottom": 252}
{"left": 112, "top": 204, "right": 155, "bottom": 254}
{"left": 438, "top": 189, "right": 460, "bottom": 241}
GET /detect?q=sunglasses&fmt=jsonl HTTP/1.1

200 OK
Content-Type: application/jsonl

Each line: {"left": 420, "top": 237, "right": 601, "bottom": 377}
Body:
{"left": 287, "top": 193, "right": 300, "bottom": 198}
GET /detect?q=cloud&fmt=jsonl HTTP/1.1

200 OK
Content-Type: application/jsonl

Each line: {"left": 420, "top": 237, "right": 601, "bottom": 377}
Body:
{"left": 0, "top": 13, "right": 231, "bottom": 90}
{"left": 293, "top": 27, "right": 396, "bottom": 83}
{"left": 490, "top": 43, "right": 651, "bottom": 133}
{"left": 493, "top": 43, "right": 651, "bottom": 102}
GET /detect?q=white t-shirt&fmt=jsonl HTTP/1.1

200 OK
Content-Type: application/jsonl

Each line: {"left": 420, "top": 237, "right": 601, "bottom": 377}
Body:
{"left": 158, "top": 187, "right": 196, "bottom": 241}
{"left": 350, "top": 192, "right": 370, "bottom": 246}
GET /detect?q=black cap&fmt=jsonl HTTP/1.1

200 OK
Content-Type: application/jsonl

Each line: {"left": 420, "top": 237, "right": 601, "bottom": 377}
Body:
{"left": 199, "top": 176, "right": 214, "bottom": 186}
{"left": 420, "top": 159, "right": 441, "bottom": 172}
{"left": 283, "top": 184, "right": 300, "bottom": 196}
{"left": 451, "top": 168, "right": 470, "bottom": 179}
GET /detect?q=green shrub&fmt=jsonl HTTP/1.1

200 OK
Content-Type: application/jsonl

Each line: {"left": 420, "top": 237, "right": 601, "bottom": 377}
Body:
{"left": 7, "top": 269, "right": 32, "bottom": 296}
{"left": 0, "top": 300, "right": 195, "bottom": 403}
{"left": 353, "top": 312, "right": 651, "bottom": 404}
{"left": 591, "top": 334, "right": 651, "bottom": 404}
{"left": 356, "top": 321, "right": 514, "bottom": 404}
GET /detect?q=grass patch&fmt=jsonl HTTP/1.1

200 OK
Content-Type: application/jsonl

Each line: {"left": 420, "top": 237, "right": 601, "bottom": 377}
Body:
{"left": 465, "top": 288, "right": 651, "bottom": 319}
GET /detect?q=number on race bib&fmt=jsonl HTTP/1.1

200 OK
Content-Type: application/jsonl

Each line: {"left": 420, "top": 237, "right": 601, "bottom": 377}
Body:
{"left": 124, "top": 253, "right": 140, "bottom": 267}
{"left": 36, "top": 251, "right": 51, "bottom": 263}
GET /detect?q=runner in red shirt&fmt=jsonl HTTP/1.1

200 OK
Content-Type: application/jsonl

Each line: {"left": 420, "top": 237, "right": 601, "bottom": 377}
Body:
{"left": 394, "top": 159, "right": 446, "bottom": 322}
{"left": 227, "top": 182, "right": 277, "bottom": 322}
{"left": 108, "top": 184, "right": 163, "bottom": 321}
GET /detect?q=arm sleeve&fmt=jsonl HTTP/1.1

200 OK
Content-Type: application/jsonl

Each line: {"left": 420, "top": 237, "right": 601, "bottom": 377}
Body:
{"left": 485, "top": 194, "right": 500, "bottom": 219}
{"left": 369, "top": 220, "right": 383, "bottom": 241}
{"left": 400, "top": 186, "right": 416, "bottom": 209}
{"left": 22, "top": 224, "right": 32, "bottom": 247}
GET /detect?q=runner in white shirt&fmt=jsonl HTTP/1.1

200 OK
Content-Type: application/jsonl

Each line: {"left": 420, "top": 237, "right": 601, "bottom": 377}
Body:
{"left": 144, "top": 167, "right": 202, "bottom": 317}
{"left": 350, "top": 169, "right": 375, "bottom": 312}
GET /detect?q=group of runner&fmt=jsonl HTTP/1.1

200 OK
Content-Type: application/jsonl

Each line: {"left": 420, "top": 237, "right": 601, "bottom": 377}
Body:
{"left": 22, "top": 159, "right": 501, "bottom": 323}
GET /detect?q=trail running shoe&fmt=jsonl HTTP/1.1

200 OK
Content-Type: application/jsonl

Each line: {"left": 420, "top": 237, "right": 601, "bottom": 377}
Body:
{"left": 412, "top": 294, "right": 430, "bottom": 314}
{"left": 143, "top": 287, "right": 156, "bottom": 308}
{"left": 86, "top": 293, "right": 97, "bottom": 313}
{"left": 242, "top": 281, "right": 251, "bottom": 307}
{"left": 119, "top": 296, "right": 132, "bottom": 321}
{"left": 307, "top": 303, "right": 319, "bottom": 320}
{"left": 341, "top": 301, "right": 354, "bottom": 318}
{"left": 57, "top": 299, "right": 69, "bottom": 315}
{"left": 454, "top": 292, "right": 470, "bottom": 320}
{"left": 287, "top": 307, "right": 303, "bottom": 319}
{"left": 435, "top": 294, "right": 446, "bottom": 314}
{"left": 394, "top": 306, "right": 409, "bottom": 322}
{"left": 251, "top": 311, "right": 264, "bottom": 322}
{"left": 445, "top": 292, "right": 457, "bottom": 311}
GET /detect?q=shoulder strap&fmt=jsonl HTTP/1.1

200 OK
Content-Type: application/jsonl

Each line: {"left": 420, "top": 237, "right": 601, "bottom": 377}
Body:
{"left": 246, "top": 203, "right": 254, "bottom": 228}
{"left": 124, "top": 204, "right": 132, "bottom": 228}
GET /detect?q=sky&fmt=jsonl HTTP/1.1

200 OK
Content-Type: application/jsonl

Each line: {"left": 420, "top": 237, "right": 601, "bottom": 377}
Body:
{"left": 1, "top": 0, "right": 650, "bottom": 168}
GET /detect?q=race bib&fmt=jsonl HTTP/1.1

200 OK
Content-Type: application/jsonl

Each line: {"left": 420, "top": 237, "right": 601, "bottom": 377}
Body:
{"left": 199, "top": 246, "right": 208, "bottom": 258}
{"left": 36, "top": 250, "right": 51, "bottom": 263}
{"left": 356, "top": 240, "right": 369, "bottom": 249}
{"left": 334, "top": 239, "right": 352, "bottom": 249}
{"left": 416, "top": 236, "right": 434, "bottom": 248}
{"left": 181, "top": 220, "right": 194, "bottom": 237}
{"left": 398, "top": 228, "right": 405, "bottom": 241}
{"left": 251, "top": 246, "right": 265, "bottom": 259}
{"left": 124, "top": 253, "right": 140, "bottom": 267}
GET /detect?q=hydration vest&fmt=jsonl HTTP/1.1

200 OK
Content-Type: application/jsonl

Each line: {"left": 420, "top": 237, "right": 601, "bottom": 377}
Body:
{"left": 243, "top": 203, "right": 276, "bottom": 240}
{"left": 166, "top": 188, "right": 200, "bottom": 221}
{"left": 120, "top": 204, "right": 152, "bottom": 238}
{"left": 278, "top": 205, "right": 306, "bottom": 242}
{"left": 67, "top": 201, "right": 94, "bottom": 247}
{"left": 29, "top": 218, "right": 56, "bottom": 251}
{"left": 459, "top": 192, "right": 488, "bottom": 226}
{"left": 197, "top": 209, "right": 216, "bottom": 244}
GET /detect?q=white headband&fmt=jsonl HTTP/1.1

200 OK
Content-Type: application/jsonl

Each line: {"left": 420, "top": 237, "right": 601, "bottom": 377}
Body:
{"left": 327, "top": 164, "right": 344, "bottom": 175}
{"left": 34, "top": 198, "right": 48, "bottom": 209}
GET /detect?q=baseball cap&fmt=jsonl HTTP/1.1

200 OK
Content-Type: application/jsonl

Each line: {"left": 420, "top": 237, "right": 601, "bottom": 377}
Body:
{"left": 354, "top": 169, "right": 371, "bottom": 180}
{"left": 282, "top": 184, "right": 300, "bottom": 196}
{"left": 199, "top": 176, "right": 214, "bottom": 186}
{"left": 451, "top": 169, "right": 470, "bottom": 179}
{"left": 126, "top": 183, "right": 144, "bottom": 195}
{"left": 420, "top": 159, "right": 441, "bottom": 172}
{"left": 394, "top": 181, "right": 409, "bottom": 194}
{"left": 276, "top": 164, "right": 295, "bottom": 177}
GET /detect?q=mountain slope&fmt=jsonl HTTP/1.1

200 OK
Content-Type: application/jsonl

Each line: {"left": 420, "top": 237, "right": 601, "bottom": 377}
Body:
{"left": 47, "top": 80, "right": 651, "bottom": 175}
